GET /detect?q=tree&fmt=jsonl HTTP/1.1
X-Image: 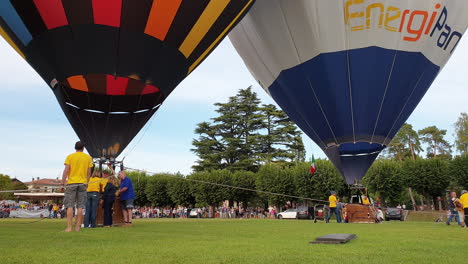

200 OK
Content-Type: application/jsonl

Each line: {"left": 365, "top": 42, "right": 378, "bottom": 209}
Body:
{"left": 167, "top": 176, "right": 196, "bottom": 207}
{"left": 294, "top": 160, "right": 347, "bottom": 202}
{"left": 0, "top": 174, "right": 13, "bottom": 200}
{"left": 362, "top": 160, "right": 404, "bottom": 207}
{"left": 418, "top": 126, "right": 452, "bottom": 159}
{"left": 192, "top": 87, "right": 263, "bottom": 172}
{"left": 450, "top": 154, "right": 468, "bottom": 189}
{"left": 145, "top": 174, "right": 174, "bottom": 207}
{"left": 189, "top": 170, "right": 233, "bottom": 207}
{"left": 257, "top": 104, "right": 305, "bottom": 163}
{"left": 126, "top": 171, "right": 150, "bottom": 206}
{"left": 256, "top": 164, "right": 297, "bottom": 209}
{"left": 454, "top": 112, "right": 468, "bottom": 154}
{"left": 230, "top": 171, "right": 257, "bottom": 207}
{"left": 387, "top": 123, "right": 422, "bottom": 161}
{"left": 401, "top": 159, "right": 450, "bottom": 209}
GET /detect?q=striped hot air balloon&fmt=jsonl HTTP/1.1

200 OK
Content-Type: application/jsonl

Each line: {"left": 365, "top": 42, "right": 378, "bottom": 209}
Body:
{"left": 0, "top": 0, "right": 254, "bottom": 158}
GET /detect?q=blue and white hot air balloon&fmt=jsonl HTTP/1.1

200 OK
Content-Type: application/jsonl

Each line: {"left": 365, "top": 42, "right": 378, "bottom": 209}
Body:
{"left": 230, "top": 0, "right": 468, "bottom": 184}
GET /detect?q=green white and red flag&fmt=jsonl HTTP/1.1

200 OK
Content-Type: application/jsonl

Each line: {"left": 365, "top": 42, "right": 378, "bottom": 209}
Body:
{"left": 310, "top": 154, "right": 316, "bottom": 174}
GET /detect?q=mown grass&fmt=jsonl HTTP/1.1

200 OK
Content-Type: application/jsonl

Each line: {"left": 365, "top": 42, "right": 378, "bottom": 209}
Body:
{"left": 0, "top": 218, "right": 466, "bottom": 264}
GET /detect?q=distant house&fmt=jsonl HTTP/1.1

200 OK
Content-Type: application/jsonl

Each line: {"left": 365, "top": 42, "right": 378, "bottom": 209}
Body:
{"left": 24, "top": 178, "right": 61, "bottom": 193}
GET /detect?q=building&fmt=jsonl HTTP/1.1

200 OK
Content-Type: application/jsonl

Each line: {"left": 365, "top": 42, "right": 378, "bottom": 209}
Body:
{"left": 24, "top": 177, "right": 62, "bottom": 193}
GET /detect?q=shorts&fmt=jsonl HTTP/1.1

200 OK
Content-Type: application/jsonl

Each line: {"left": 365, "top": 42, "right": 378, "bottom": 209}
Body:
{"left": 64, "top": 184, "right": 87, "bottom": 209}
{"left": 121, "top": 199, "right": 134, "bottom": 209}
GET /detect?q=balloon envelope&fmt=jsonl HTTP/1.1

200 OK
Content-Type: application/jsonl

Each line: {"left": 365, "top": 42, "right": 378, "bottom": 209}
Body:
{"left": 230, "top": 0, "right": 468, "bottom": 183}
{"left": 0, "top": 0, "right": 254, "bottom": 158}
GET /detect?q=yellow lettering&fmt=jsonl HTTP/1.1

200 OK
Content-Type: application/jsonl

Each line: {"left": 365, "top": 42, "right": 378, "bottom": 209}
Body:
{"left": 385, "top": 6, "right": 401, "bottom": 32}
{"left": 366, "top": 3, "right": 385, "bottom": 29}
{"left": 345, "top": 0, "right": 365, "bottom": 31}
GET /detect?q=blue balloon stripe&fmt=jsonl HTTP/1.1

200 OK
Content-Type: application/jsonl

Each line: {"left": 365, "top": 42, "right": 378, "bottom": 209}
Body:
{"left": 0, "top": 0, "right": 33, "bottom": 45}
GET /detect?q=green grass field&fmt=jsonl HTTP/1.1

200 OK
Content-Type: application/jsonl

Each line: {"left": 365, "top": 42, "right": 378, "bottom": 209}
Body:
{"left": 0, "top": 218, "right": 466, "bottom": 264}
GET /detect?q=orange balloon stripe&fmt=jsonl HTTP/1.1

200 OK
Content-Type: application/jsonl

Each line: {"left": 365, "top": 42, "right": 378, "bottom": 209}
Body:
{"left": 144, "top": 0, "right": 182, "bottom": 41}
{"left": 67, "top": 75, "right": 88, "bottom": 92}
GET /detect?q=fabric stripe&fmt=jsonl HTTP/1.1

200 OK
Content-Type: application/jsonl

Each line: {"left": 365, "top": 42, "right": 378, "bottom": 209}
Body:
{"left": 189, "top": 0, "right": 253, "bottom": 72}
{"left": 144, "top": 0, "right": 182, "bottom": 41}
{"left": 0, "top": 1, "right": 33, "bottom": 45}
{"left": 126, "top": 78, "right": 145, "bottom": 95}
{"left": 0, "top": 24, "right": 25, "bottom": 58}
{"left": 120, "top": 0, "right": 153, "bottom": 32}
{"left": 32, "top": 0, "right": 69, "bottom": 29}
{"left": 10, "top": 0, "right": 47, "bottom": 38}
{"left": 85, "top": 74, "right": 107, "bottom": 94}
{"left": 188, "top": 0, "right": 250, "bottom": 64}
{"left": 92, "top": 0, "right": 122, "bottom": 27}
{"left": 62, "top": 0, "right": 94, "bottom": 25}
{"left": 67, "top": 75, "right": 89, "bottom": 92}
{"left": 165, "top": 0, "right": 210, "bottom": 48}
{"left": 106, "top": 75, "right": 128, "bottom": 95}
{"left": 142, "top": 84, "right": 160, "bottom": 95}
{"left": 179, "top": 0, "right": 230, "bottom": 58}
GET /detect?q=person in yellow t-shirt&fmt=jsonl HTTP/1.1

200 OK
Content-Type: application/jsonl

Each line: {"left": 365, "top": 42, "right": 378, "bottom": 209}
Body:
{"left": 61, "top": 141, "right": 93, "bottom": 232}
{"left": 84, "top": 170, "right": 103, "bottom": 228}
{"left": 362, "top": 195, "right": 371, "bottom": 206}
{"left": 326, "top": 191, "right": 341, "bottom": 223}
{"left": 459, "top": 190, "right": 468, "bottom": 228}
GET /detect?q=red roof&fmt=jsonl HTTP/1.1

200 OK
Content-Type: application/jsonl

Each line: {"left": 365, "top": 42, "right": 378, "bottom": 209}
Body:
{"left": 24, "top": 179, "right": 62, "bottom": 186}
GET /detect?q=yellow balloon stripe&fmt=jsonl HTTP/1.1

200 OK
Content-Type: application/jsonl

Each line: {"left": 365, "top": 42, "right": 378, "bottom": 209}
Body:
{"left": 188, "top": 0, "right": 253, "bottom": 73}
{"left": 179, "top": 0, "right": 230, "bottom": 58}
{"left": 0, "top": 26, "right": 25, "bottom": 59}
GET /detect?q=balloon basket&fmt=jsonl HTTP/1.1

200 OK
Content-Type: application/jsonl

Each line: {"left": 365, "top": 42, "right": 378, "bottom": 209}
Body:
{"left": 96, "top": 197, "right": 125, "bottom": 227}
{"left": 344, "top": 204, "right": 376, "bottom": 224}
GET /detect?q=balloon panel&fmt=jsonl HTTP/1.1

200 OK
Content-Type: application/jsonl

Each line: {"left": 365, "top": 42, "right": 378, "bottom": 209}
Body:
{"left": 230, "top": 0, "right": 468, "bottom": 183}
{"left": 0, "top": 0, "right": 254, "bottom": 158}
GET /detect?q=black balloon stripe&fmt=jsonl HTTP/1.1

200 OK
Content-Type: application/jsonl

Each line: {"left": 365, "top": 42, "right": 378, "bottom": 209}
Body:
{"left": 187, "top": 0, "right": 252, "bottom": 65}
{"left": 62, "top": 0, "right": 94, "bottom": 25}
{"left": 164, "top": 0, "right": 210, "bottom": 48}
{"left": 10, "top": 0, "right": 47, "bottom": 39}
{"left": 120, "top": 0, "right": 153, "bottom": 32}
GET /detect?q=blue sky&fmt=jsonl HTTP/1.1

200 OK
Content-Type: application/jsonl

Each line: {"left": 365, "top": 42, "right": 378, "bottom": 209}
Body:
{"left": 0, "top": 35, "right": 467, "bottom": 182}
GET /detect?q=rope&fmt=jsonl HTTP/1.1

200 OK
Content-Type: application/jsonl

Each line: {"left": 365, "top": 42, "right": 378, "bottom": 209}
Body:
{"left": 121, "top": 167, "right": 468, "bottom": 219}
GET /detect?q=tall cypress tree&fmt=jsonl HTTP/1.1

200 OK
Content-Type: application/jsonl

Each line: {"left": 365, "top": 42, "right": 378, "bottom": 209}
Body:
{"left": 192, "top": 87, "right": 305, "bottom": 172}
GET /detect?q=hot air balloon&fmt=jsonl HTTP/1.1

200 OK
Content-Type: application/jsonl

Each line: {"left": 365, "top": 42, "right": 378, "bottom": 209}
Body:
{"left": 230, "top": 0, "right": 468, "bottom": 184}
{"left": 0, "top": 0, "right": 254, "bottom": 160}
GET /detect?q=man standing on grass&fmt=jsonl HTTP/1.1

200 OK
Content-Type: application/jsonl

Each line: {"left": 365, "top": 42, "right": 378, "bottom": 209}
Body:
{"left": 446, "top": 191, "right": 462, "bottom": 226}
{"left": 326, "top": 191, "right": 341, "bottom": 223}
{"left": 62, "top": 141, "right": 93, "bottom": 232}
{"left": 118, "top": 171, "right": 135, "bottom": 226}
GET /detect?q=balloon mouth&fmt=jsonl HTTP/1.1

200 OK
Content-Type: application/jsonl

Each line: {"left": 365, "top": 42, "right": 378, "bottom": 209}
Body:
{"left": 336, "top": 142, "right": 386, "bottom": 156}
{"left": 325, "top": 142, "right": 385, "bottom": 184}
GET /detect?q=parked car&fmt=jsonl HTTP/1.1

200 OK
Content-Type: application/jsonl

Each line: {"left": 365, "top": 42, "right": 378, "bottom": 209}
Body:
{"left": 296, "top": 206, "right": 314, "bottom": 220}
{"left": 385, "top": 208, "right": 404, "bottom": 221}
{"left": 189, "top": 208, "right": 199, "bottom": 218}
{"left": 277, "top": 209, "right": 297, "bottom": 219}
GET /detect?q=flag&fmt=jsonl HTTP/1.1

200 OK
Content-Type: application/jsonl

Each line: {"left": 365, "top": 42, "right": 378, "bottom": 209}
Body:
{"left": 310, "top": 154, "right": 316, "bottom": 174}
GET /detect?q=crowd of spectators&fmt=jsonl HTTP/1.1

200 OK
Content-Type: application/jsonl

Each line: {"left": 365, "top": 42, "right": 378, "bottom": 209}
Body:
{"left": 132, "top": 206, "right": 277, "bottom": 219}
{"left": 0, "top": 200, "right": 66, "bottom": 218}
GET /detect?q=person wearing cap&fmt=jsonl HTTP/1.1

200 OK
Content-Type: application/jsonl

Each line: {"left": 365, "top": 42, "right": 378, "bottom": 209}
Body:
{"left": 446, "top": 191, "right": 462, "bottom": 226}
{"left": 459, "top": 190, "right": 468, "bottom": 228}
{"left": 326, "top": 191, "right": 341, "bottom": 223}
{"left": 62, "top": 141, "right": 93, "bottom": 232}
